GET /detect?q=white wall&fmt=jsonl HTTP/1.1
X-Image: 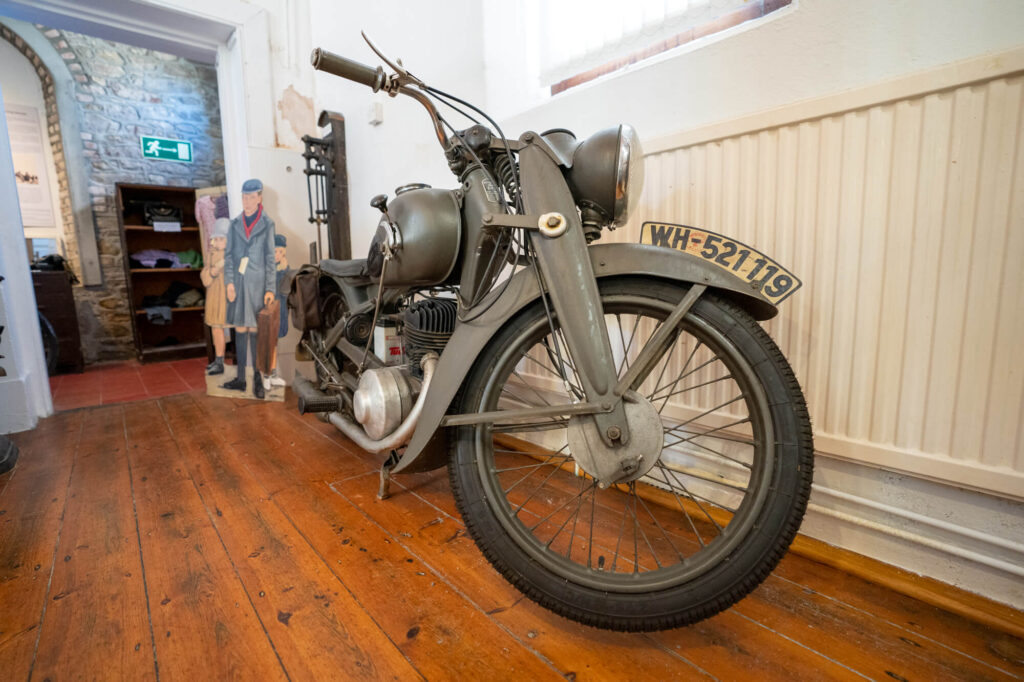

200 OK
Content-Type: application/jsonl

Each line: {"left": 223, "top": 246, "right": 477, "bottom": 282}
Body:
{"left": 0, "top": 38, "right": 65, "bottom": 245}
{"left": 0, "top": 90, "right": 52, "bottom": 433}
{"left": 307, "top": 0, "right": 486, "bottom": 257}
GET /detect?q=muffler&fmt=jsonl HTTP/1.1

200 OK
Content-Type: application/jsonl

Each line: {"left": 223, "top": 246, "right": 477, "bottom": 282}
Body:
{"left": 292, "top": 372, "right": 346, "bottom": 414}
{"left": 327, "top": 352, "right": 438, "bottom": 453}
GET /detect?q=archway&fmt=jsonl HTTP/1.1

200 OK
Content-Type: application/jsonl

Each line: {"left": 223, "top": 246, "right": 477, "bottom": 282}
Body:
{"left": 0, "top": 19, "right": 101, "bottom": 285}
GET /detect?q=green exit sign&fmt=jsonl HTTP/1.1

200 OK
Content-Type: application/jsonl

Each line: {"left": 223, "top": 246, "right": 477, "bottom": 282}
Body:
{"left": 140, "top": 135, "right": 192, "bottom": 163}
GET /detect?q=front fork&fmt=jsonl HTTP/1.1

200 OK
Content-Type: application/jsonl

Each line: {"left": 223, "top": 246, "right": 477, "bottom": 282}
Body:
{"left": 517, "top": 140, "right": 630, "bottom": 448}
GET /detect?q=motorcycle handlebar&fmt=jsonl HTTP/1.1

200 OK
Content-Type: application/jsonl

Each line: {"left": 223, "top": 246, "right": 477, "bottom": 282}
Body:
{"left": 310, "top": 48, "right": 386, "bottom": 91}
{"left": 310, "top": 46, "right": 451, "bottom": 150}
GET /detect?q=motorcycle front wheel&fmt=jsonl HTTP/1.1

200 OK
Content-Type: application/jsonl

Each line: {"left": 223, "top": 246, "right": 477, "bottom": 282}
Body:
{"left": 449, "top": 277, "right": 813, "bottom": 631}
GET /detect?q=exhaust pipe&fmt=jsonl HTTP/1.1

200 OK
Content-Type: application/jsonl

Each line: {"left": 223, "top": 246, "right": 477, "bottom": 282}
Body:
{"left": 327, "top": 352, "right": 438, "bottom": 453}
{"left": 293, "top": 372, "right": 346, "bottom": 414}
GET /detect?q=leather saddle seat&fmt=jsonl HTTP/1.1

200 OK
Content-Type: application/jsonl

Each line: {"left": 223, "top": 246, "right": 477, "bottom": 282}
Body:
{"left": 320, "top": 258, "right": 369, "bottom": 279}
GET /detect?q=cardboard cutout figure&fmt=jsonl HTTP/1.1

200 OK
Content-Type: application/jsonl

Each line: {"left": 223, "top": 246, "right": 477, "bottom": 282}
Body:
{"left": 262, "top": 233, "right": 292, "bottom": 391}
{"left": 201, "top": 217, "right": 230, "bottom": 375}
{"left": 206, "top": 178, "right": 284, "bottom": 401}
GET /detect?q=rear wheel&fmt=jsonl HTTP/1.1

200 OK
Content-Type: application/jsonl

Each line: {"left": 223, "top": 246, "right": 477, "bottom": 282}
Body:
{"left": 449, "top": 277, "right": 813, "bottom": 631}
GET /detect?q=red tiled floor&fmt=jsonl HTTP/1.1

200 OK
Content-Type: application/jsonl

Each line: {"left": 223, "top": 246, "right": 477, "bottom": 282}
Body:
{"left": 50, "top": 356, "right": 208, "bottom": 411}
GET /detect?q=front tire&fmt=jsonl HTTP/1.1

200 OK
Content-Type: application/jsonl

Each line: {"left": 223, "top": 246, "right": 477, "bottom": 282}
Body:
{"left": 449, "top": 277, "right": 813, "bottom": 631}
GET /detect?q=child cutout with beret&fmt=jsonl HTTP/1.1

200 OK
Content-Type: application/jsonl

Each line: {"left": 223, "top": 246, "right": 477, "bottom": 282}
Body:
{"left": 201, "top": 217, "right": 231, "bottom": 375}
{"left": 263, "top": 233, "right": 292, "bottom": 390}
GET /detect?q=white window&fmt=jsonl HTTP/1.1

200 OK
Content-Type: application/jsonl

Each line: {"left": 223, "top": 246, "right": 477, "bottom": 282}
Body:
{"left": 537, "top": 0, "right": 789, "bottom": 93}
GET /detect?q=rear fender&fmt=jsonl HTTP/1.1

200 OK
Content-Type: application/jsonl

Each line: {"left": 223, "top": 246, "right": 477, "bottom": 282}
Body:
{"left": 393, "top": 242, "right": 780, "bottom": 473}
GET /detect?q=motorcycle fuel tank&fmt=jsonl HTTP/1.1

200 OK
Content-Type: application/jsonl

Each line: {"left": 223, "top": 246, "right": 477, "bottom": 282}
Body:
{"left": 368, "top": 186, "right": 462, "bottom": 287}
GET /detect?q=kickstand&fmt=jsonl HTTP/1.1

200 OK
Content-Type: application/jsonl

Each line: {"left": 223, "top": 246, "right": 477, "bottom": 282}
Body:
{"left": 378, "top": 450, "right": 400, "bottom": 500}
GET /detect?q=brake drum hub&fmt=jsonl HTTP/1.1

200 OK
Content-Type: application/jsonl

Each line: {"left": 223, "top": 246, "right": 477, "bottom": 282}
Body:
{"left": 567, "top": 391, "right": 663, "bottom": 487}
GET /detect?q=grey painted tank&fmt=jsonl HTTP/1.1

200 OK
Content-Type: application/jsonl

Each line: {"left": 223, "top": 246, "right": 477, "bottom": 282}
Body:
{"left": 370, "top": 187, "right": 462, "bottom": 287}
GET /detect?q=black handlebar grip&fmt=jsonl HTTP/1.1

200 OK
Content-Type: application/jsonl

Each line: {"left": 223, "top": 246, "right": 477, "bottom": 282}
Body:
{"left": 310, "top": 48, "right": 385, "bottom": 91}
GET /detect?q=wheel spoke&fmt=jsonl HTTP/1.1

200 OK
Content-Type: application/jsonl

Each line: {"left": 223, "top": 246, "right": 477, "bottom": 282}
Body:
{"left": 647, "top": 467, "right": 743, "bottom": 512}
{"left": 650, "top": 341, "right": 701, "bottom": 412}
{"left": 587, "top": 482, "right": 596, "bottom": 569}
{"left": 540, "top": 337, "right": 585, "bottom": 399}
{"left": 635, "top": 491, "right": 687, "bottom": 562}
{"left": 652, "top": 465, "right": 707, "bottom": 547}
{"left": 663, "top": 418, "right": 753, "bottom": 470}
{"left": 661, "top": 428, "right": 756, "bottom": 446}
{"left": 512, "top": 369, "right": 552, "bottom": 406}
{"left": 503, "top": 443, "right": 569, "bottom": 495}
{"left": 631, "top": 485, "right": 641, "bottom": 572}
{"left": 652, "top": 373, "right": 734, "bottom": 406}
{"left": 493, "top": 458, "right": 571, "bottom": 473}
{"left": 555, "top": 329, "right": 584, "bottom": 387}
{"left": 610, "top": 490, "right": 630, "bottom": 572}
{"left": 511, "top": 455, "right": 572, "bottom": 514}
{"left": 616, "top": 313, "right": 643, "bottom": 377}
{"left": 529, "top": 480, "right": 597, "bottom": 533}
{"left": 648, "top": 355, "right": 719, "bottom": 404}
{"left": 645, "top": 343, "right": 676, "bottom": 406}
{"left": 652, "top": 459, "right": 749, "bottom": 495}
{"left": 656, "top": 463, "right": 725, "bottom": 533}
{"left": 564, "top": 474, "right": 588, "bottom": 560}
{"left": 630, "top": 482, "right": 662, "bottom": 570}
{"left": 661, "top": 396, "right": 745, "bottom": 437}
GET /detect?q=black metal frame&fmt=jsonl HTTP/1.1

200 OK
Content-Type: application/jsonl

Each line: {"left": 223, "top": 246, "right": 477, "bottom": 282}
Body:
{"left": 302, "top": 110, "right": 351, "bottom": 261}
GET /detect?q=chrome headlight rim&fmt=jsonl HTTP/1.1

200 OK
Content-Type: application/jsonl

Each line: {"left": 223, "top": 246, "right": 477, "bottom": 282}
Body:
{"left": 611, "top": 124, "right": 643, "bottom": 228}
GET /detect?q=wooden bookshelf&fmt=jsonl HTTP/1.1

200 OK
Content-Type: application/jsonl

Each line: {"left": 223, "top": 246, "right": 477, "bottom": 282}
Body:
{"left": 116, "top": 183, "right": 208, "bottom": 363}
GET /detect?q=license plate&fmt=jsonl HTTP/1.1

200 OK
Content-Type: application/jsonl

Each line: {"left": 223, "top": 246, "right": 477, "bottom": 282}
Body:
{"left": 640, "top": 222, "right": 802, "bottom": 305}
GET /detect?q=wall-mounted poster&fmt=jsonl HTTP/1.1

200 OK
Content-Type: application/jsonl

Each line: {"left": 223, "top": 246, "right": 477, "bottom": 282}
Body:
{"left": 4, "top": 103, "right": 54, "bottom": 227}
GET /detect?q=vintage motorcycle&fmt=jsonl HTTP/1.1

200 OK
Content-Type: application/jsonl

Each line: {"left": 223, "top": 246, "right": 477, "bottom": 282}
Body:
{"left": 290, "top": 36, "right": 814, "bottom": 632}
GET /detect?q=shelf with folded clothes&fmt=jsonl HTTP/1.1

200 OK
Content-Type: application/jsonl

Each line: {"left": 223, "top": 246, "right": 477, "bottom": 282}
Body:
{"left": 128, "top": 247, "right": 203, "bottom": 271}
{"left": 118, "top": 183, "right": 210, "bottom": 362}
{"left": 124, "top": 224, "right": 201, "bottom": 231}
{"left": 134, "top": 306, "right": 204, "bottom": 314}
{"left": 129, "top": 268, "right": 202, "bottom": 273}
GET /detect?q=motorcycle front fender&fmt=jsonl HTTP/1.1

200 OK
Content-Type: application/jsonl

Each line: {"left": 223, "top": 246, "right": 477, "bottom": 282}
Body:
{"left": 393, "top": 241, "right": 781, "bottom": 474}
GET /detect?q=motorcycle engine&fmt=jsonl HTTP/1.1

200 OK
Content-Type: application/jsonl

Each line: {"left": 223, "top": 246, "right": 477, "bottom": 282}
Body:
{"left": 402, "top": 298, "right": 457, "bottom": 378}
{"left": 352, "top": 298, "right": 457, "bottom": 440}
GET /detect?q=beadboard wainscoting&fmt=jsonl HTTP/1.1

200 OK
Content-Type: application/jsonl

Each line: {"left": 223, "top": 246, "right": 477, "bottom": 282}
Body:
{"left": 520, "top": 48, "right": 1024, "bottom": 608}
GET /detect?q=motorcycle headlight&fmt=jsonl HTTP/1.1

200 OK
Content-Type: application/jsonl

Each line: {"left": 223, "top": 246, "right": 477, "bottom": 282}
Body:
{"left": 565, "top": 124, "right": 644, "bottom": 228}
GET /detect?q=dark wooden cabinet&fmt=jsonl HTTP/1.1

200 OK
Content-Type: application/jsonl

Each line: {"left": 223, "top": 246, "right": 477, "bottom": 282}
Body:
{"left": 31, "top": 270, "right": 84, "bottom": 374}
{"left": 116, "top": 183, "right": 207, "bottom": 363}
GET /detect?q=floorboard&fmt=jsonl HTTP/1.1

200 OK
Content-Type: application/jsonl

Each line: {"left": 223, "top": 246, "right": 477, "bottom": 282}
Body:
{"left": 123, "top": 400, "right": 288, "bottom": 681}
{"left": 2, "top": 392, "right": 1021, "bottom": 681}
{"left": 0, "top": 411, "right": 83, "bottom": 679}
{"left": 31, "top": 405, "right": 155, "bottom": 681}
{"left": 159, "top": 393, "right": 420, "bottom": 681}
{"left": 213, "top": 394, "right": 566, "bottom": 680}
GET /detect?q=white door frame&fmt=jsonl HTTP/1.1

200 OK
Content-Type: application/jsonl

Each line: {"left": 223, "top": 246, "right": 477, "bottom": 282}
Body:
{"left": 0, "top": 0, "right": 271, "bottom": 428}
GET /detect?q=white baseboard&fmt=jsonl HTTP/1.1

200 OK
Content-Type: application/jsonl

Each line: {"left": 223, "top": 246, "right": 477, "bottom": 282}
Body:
{"left": 0, "top": 376, "right": 38, "bottom": 434}
{"left": 800, "top": 454, "right": 1024, "bottom": 610}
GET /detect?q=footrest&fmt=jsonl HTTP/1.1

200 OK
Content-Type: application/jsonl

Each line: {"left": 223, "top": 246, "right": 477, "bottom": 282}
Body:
{"left": 292, "top": 371, "right": 343, "bottom": 414}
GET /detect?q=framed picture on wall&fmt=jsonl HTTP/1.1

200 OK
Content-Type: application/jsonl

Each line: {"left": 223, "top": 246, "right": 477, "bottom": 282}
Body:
{"left": 4, "top": 103, "right": 55, "bottom": 227}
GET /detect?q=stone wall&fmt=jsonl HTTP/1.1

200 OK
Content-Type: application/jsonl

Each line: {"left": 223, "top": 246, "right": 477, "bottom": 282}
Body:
{"left": 38, "top": 26, "right": 226, "bottom": 363}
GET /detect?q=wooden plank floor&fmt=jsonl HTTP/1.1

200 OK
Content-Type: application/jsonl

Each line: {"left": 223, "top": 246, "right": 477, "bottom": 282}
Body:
{"left": 2, "top": 391, "right": 1022, "bottom": 681}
